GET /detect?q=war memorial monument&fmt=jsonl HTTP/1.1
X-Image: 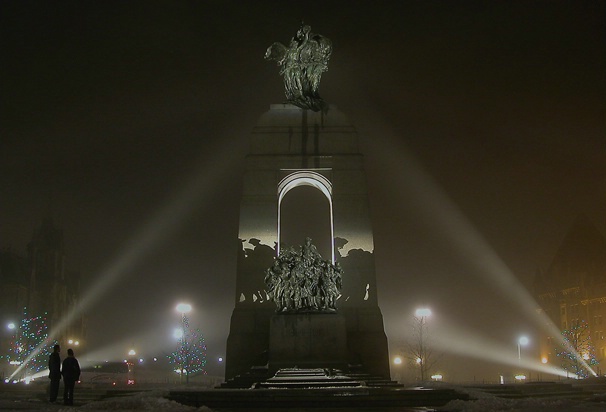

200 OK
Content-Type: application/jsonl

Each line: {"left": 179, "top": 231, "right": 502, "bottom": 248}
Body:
{"left": 168, "top": 25, "right": 467, "bottom": 408}
{"left": 224, "top": 24, "right": 390, "bottom": 382}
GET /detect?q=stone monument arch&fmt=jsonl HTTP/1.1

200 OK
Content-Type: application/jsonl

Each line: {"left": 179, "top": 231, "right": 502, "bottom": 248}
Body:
{"left": 277, "top": 170, "right": 335, "bottom": 262}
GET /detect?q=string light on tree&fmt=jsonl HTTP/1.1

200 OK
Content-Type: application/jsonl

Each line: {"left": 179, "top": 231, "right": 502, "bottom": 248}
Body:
{"left": 168, "top": 303, "right": 207, "bottom": 383}
{"left": 7, "top": 307, "right": 55, "bottom": 379}
{"left": 555, "top": 319, "right": 598, "bottom": 379}
{"left": 168, "top": 326, "right": 208, "bottom": 378}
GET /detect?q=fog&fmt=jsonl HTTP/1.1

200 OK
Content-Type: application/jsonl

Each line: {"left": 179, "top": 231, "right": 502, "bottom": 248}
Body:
{"left": 2, "top": 1, "right": 604, "bottom": 380}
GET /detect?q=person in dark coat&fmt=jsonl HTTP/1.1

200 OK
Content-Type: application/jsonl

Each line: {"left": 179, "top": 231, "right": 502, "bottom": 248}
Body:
{"left": 61, "top": 348, "right": 81, "bottom": 405}
{"left": 48, "top": 344, "right": 61, "bottom": 402}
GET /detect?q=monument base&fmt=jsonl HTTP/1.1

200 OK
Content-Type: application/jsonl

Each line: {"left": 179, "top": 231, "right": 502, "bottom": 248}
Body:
{"left": 269, "top": 313, "right": 348, "bottom": 374}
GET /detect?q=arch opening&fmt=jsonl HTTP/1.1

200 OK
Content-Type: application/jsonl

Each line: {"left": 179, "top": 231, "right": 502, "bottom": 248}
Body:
{"left": 278, "top": 171, "right": 334, "bottom": 262}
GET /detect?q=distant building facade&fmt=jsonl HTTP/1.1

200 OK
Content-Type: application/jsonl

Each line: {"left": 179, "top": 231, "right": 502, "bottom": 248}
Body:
{"left": 0, "top": 217, "right": 86, "bottom": 377}
{"left": 534, "top": 215, "right": 606, "bottom": 374}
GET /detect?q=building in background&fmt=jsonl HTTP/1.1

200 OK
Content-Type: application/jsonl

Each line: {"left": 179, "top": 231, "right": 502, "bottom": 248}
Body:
{"left": 0, "top": 216, "right": 85, "bottom": 379}
{"left": 534, "top": 215, "right": 606, "bottom": 377}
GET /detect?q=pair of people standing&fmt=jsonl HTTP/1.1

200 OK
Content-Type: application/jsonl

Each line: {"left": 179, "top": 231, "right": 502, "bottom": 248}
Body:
{"left": 48, "top": 344, "right": 81, "bottom": 405}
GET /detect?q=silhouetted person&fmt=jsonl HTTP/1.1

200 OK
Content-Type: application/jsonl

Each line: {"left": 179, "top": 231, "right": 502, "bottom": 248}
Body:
{"left": 48, "top": 344, "right": 61, "bottom": 403}
{"left": 61, "top": 348, "right": 81, "bottom": 405}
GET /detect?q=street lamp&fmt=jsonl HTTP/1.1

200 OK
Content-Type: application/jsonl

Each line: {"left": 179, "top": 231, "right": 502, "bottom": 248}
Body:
{"left": 517, "top": 336, "right": 529, "bottom": 382}
{"left": 518, "top": 336, "right": 529, "bottom": 361}
{"left": 415, "top": 308, "right": 432, "bottom": 318}
{"left": 393, "top": 356, "right": 403, "bottom": 383}
{"left": 176, "top": 303, "right": 192, "bottom": 315}
{"left": 176, "top": 303, "right": 192, "bottom": 384}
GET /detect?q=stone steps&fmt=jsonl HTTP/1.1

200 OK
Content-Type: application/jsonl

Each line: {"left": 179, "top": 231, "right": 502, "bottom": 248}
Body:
{"left": 258, "top": 369, "right": 364, "bottom": 389}
{"left": 220, "top": 367, "right": 404, "bottom": 390}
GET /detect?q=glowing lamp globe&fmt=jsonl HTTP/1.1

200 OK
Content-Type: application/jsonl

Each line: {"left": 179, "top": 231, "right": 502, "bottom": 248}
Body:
{"left": 415, "top": 308, "right": 432, "bottom": 317}
{"left": 176, "top": 303, "right": 192, "bottom": 314}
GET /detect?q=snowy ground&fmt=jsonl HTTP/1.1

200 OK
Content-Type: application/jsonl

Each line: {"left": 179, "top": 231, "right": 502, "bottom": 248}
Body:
{"left": 1, "top": 387, "right": 606, "bottom": 411}
{"left": 437, "top": 396, "right": 606, "bottom": 412}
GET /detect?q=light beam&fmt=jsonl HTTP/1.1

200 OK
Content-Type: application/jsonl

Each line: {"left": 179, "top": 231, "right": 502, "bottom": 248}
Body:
{"left": 9, "top": 137, "right": 244, "bottom": 381}
{"left": 361, "top": 109, "right": 597, "bottom": 378}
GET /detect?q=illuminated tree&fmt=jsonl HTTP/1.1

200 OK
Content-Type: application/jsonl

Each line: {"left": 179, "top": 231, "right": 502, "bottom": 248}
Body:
{"left": 168, "top": 314, "right": 207, "bottom": 383}
{"left": 555, "top": 319, "right": 599, "bottom": 379}
{"left": 7, "top": 307, "right": 54, "bottom": 379}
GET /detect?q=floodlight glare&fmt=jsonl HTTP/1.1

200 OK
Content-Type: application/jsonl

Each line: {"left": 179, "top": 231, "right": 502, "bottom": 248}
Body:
{"left": 176, "top": 303, "right": 192, "bottom": 314}
{"left": 415, "top": 308, "right": 432, "bottom": 317}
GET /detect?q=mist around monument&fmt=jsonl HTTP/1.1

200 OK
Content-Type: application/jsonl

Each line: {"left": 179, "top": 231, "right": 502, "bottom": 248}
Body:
{"left": 2, "top": 2, "right": 605, "bottom": 411}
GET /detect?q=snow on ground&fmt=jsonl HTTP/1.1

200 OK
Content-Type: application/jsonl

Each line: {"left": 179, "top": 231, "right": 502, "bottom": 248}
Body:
{"left": 1, "top": 387, "right": 606, "bottom": 411}
{"left": 437, "top": 397, "right": 606, "bottom": 412}
{"left": 0, "top": 390, "right": 213, "bottom": 412}
{"left": 436, "top": 386, "right": 606, "bottom": 412}
{"left": 78, "top": 390, "right": 213, "bottom": 411}
{"left": 55, "top": 393, "right": 606, "bottom": 412}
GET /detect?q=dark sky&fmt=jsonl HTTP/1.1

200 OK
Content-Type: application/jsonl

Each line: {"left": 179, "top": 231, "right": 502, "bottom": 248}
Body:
{"left": 2, "top": 1, "right": 604, "bottom": 380}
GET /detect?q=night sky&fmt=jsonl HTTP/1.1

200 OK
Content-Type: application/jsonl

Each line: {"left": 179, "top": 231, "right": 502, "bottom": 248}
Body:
{"left": 2, "top": 1, "right": 604, "bottom": 380}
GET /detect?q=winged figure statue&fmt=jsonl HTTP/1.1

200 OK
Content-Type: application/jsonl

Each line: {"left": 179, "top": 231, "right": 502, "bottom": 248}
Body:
{"left": 265, "top": 25, "right": 332, "bottom": 112}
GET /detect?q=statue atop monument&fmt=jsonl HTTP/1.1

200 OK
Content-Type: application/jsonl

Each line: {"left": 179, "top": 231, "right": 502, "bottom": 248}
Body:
{"left": 264, "top": 238, "right": 342, "bottom": 313}
{"left": 265, "top": 25, "right": 332, "bottom": 112}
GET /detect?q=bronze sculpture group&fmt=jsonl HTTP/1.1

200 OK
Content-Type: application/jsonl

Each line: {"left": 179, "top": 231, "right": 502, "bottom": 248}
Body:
{"left": 264, "top": 238, "right": 342, "bottom": 313}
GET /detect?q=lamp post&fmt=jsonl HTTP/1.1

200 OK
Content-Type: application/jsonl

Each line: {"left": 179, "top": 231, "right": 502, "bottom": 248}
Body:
{"left": 4, "top": 323, "right": 16, "bottom": 379}
{"left": 518, "top": 336, "right": 529, "bottom": 361}
{"left": 176, "top": 303, "right": 192, "bottom": 383}
{"left": 393, "top": 356, "right": 403, "bottom": 383}
{"left": 517, "top": 336, "right": 529, "bottom": 381}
